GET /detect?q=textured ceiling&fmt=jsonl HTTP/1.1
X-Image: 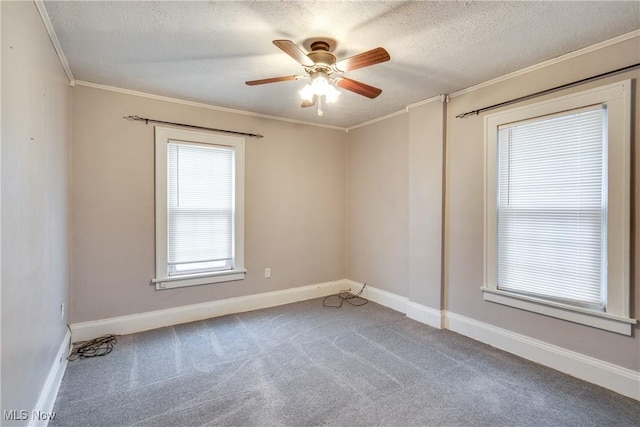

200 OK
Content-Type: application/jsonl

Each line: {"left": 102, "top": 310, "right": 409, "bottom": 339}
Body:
{"left": 43, "top": 1, "right": 639, "bottom": 128}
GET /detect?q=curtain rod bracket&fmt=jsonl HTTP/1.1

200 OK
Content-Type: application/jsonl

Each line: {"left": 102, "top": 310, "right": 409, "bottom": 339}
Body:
{"left": 122, "top": 115, "right": 263, "bottom": 138}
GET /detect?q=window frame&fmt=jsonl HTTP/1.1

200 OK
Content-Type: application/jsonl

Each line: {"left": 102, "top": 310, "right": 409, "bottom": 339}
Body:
{"left": 482, "top": 80, "right": 635, "bottom": 335}
{"left": 153, "top": 127, "right": 246, "bottom": 290}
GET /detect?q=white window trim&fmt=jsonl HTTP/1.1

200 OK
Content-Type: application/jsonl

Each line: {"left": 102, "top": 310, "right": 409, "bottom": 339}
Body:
{"left": 153, "top": 127, "right": 245, "bottom": 290}
{"left": 483, "top": 80, "right": 635, "bottom": 335}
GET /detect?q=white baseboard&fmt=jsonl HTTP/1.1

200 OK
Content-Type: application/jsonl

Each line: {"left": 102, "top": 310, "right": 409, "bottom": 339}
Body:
{"left": 30, "top": 329, "right": 71, "bottom": 427}
{"left": 345, "top": 280, "right": 443, "bottom": 329}
{"left": 71, "top": 280, "right": 348, "bottom": 342}
{"left": 70, "top": 279, "right": 640, "bottom": 401}
{"left": 344, "top": 280, "right": 409, "bottom": 313}
{"left": 446, "top": 311, "right": 640, "bottom": 401}
{"left": 406, "top": 301, "right": 444, "bottom": 329}
{"left": 346, "top": 282, "right": 639, "bottom": 400}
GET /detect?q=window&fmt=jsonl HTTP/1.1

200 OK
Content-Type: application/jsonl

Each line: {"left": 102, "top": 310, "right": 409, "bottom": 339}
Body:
{"left": 483, "top": 80, "right": 635, "bottom": 335}
{"left": 153, "top": 127, "right": 245, "bottom": 290}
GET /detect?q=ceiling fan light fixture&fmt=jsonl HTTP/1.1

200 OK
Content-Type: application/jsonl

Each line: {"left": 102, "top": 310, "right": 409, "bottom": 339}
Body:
{"left": 299, "top": 84, "right": 315, "bottom": 102}
{"left": 300, "top": 71, "right": 341, "bottom": 105}
{"left": 323, "top": 84, "right": 340, "bottom": 103}
{"left": 310, "top": 71, "right": 330, "bottom": 88}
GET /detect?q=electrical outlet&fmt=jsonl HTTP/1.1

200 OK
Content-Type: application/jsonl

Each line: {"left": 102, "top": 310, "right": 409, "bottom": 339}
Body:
{"left": 265, "top": 268, "right": 271, "bottom": 278}
{"left": 60, "top": 302, "right": 65, "bottom": 319}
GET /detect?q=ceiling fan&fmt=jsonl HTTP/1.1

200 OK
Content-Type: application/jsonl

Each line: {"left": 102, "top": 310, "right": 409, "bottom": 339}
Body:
{"left": 245, "top": 39, "right": 390, "bottom": 116}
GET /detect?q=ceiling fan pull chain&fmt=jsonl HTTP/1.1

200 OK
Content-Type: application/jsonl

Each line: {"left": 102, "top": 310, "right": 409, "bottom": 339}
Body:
{"left": 317, "top": 95, "right": 324, "bottom": 117}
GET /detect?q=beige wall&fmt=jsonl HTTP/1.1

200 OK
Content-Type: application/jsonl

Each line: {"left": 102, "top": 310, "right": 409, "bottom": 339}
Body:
{"left": 347, "top": 102, "right": 445, "bottom": 308}
{"left": 408, "top": 102, "right": 445, "bottom": 308}
{"left": 1, "top": 1, "right": 71, "bottom": 422}
{"left": 347, "top": 114, "right": 410, "bottom": 296}
{"left": 446, "top": 36, "right": 640, "bottom": 370}
{"left": 70, "top": 86, "right": 347, "bottom": 323}
{"left": 347, "top": 36, "right": 639, "bottom": 372}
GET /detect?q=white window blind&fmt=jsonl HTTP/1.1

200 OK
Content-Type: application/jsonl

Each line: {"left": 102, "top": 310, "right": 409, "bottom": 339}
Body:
{"left": 167, "top": 141, "right": 235, "bottom": 275}
{"left": 497, "top": 106, "right": 606, "bottom": 309}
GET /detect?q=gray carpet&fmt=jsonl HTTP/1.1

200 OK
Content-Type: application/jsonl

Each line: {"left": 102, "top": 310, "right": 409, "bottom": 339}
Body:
{"left": 51, "top": 298, "right": 640, "bottom": 426}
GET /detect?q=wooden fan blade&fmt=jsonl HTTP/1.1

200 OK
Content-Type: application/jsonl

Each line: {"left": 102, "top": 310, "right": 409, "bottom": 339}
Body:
{"left": 301, "top": 95, "right": 318, "bottom": 108}
{"left": 334, "top": 47, "right": 390, "bottom": 72}
{"left": 273, "top": 40, "right": 314, "bottom": 67}
{"left": 245, "top": 75, "right": 299, "bottom": 86}
{"left": 336, "top": 77, "right": 382, "bottom": 99}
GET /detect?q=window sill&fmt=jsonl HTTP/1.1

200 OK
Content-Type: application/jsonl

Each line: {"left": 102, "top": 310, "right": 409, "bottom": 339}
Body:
{"left": 480, "top": 287, "right": 636, "bottom": 336}
{"left": 153, "top": 269, "right": 246, "bottom": 290}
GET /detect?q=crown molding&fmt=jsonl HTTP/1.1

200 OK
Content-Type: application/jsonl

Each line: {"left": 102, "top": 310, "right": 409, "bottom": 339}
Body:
{"left": 347, "top": 30, "right": 639, "bottom": 130}
{"left": 406, "top": 94, "right": 445, "bottom": 110}
{"left": 34, "top": 0, "right": 75, "bottom": 85}
{"left": 347, "top": 109, "right": 407, "bottom": 131}
{"left": 450, "top": 29, "right": 640, "bottom": 98}
{"left": 74, "top": 81, "right": 348, "bottom": 131}
{"left": 347, "top": 94, "right": 444, "bottom": 131}
{"left": 32, "top": 5, "right": 638, "bottom": 133}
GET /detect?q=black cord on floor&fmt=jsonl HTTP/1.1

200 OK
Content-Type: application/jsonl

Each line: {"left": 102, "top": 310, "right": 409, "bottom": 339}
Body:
{"left": 67, "top": 335, "right": 117, "bottom": 361}
{"left": 323, "top": 283, "right": 368, "bottom": 308}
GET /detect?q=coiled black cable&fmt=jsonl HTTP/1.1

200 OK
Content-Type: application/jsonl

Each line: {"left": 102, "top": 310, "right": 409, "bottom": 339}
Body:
{"left": 67, "top": 335, "right": 117, "bottom": 361}
{"left": 323, "top": 283, "right": 368, "bottom": 308}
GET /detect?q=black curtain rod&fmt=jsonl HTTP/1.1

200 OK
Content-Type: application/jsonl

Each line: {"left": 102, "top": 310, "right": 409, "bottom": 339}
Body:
{"left": 455, "top": 63, "right": 640, "bottom": 119}
{"left": 123, "top": 115, "right": 264, "bottom": 138}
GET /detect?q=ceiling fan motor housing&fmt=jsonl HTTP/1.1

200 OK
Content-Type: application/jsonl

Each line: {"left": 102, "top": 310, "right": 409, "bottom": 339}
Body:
{"left": 307, "top": 41, "right": 337, "bottom": 69}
